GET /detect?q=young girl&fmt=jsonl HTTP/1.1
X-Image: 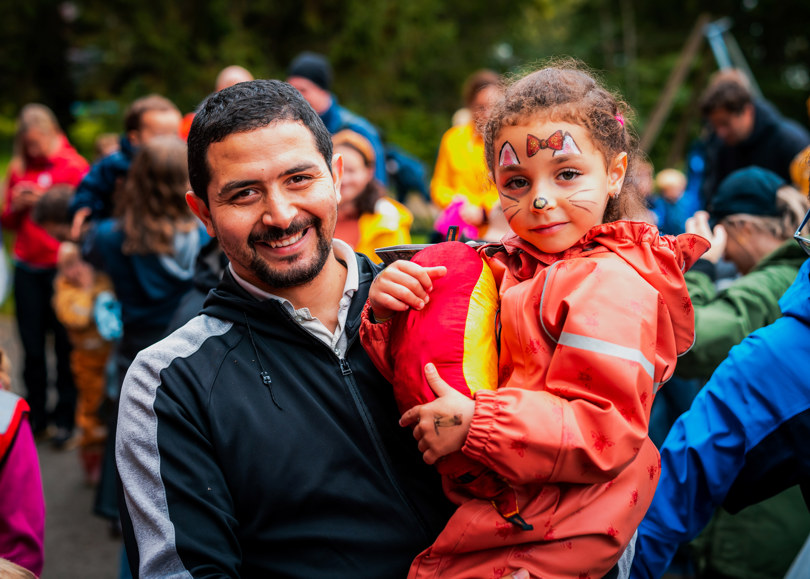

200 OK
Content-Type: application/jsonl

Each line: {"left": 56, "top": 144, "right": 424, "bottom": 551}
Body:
{"left": 361, "top": 63, "right": 709, "bottom": 579}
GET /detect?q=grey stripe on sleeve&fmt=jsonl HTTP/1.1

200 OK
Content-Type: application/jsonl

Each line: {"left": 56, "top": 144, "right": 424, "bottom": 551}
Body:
{"left": 116, "top": 314, "right": 232, "bottom": 578}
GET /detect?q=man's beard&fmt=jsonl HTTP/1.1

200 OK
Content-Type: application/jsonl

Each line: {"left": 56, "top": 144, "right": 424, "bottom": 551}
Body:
{"left": 247, "top": 217, "right": 332, "bottom": 289}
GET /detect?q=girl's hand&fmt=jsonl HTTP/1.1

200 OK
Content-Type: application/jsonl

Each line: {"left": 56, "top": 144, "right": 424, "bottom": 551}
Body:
{"left": 399, "top": 363, "right": 474, "bottom": 464}
{"left": 685, "top": 210, "right": 727, "bottom": 264}
{"left": 368, "top": 260, "right": 446, "bottom": 322}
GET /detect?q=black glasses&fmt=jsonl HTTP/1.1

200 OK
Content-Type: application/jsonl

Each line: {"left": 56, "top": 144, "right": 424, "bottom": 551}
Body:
{"left": 796, "top": 207, "right": 810, "bottom": 257}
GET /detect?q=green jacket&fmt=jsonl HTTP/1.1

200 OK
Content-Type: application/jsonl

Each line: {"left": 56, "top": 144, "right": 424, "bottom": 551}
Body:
{"left": 677, "top": 238, "right": 808, "bottom": 380}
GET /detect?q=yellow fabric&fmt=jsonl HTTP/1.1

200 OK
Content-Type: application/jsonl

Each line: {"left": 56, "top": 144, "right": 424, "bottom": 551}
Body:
{"left": 355, "top": 198, "right": 413, "bottom": 263}
{"left": 462, "top": 258, "right": 498, "bottom": 395}
{"left": 430, "top": 122, "right": 499, "bottom": 212}
{"left": 52, "top": 273, "right": 114, "bottom": 350}
{"left": 790, "top": 145, "right": 810, "bottom": 195}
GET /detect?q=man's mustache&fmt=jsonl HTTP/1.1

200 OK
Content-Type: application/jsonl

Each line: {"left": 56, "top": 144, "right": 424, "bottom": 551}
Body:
{"left": 248, "top": 218, "right": 319, "bottom": 245}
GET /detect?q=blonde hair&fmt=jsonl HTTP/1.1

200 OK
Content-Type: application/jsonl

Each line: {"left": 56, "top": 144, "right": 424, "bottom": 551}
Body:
{"left": 10, "top": 104, "right": 62, "bottom": 172}
{"left": 655, "top": 168, "right": 687, "bottom": 192}
{"left": 0, "top": 558, "right": 38, "bottom": 579}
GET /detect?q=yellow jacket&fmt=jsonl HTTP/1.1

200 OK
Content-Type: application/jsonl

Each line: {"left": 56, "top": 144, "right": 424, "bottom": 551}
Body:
{"left": 430, "top": 122, "right": 499, "bottom": 211}
{"left": 355, "top": 198, "right": 413, "bottom": 264}
{"left": 53, "top": 273, "right": 115, "bottom": 350}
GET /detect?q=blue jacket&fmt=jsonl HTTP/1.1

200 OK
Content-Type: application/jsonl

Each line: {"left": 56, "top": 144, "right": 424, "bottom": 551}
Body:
{"left": 631, "top": 257, "right": 810, "bottom": 578}
{"left": 83, "top": 218, "right": 209, "bottom": 331}
{"left": 320, "top": 97, "right": 388, "bottom": 185}
{"left": 68, "top": 136, "right": 135, "bottom": 220}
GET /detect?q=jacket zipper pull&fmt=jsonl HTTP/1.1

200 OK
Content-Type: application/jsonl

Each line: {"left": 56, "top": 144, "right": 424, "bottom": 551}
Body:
{"left": 339, "top": 358, "right": 352, "bottom": 376}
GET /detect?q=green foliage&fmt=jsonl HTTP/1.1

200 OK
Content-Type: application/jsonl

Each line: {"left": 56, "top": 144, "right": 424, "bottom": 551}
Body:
{"left": 0, "top": 0, "right": 807, "bottom": 176}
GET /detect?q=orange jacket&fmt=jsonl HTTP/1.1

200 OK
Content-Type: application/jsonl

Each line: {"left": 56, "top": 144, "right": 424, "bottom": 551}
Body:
{"left": 363, "top": 221, "right": 708, "bottom": 579}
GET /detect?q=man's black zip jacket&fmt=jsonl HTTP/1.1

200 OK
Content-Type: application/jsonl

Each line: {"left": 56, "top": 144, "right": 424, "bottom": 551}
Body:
{"left": 117, "top": 253, "right": 454, "bottom": 578}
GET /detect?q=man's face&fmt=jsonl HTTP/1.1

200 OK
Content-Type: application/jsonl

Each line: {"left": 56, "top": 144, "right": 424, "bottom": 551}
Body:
{"left": 286, "top": 77, "right": 331, "bottom": 114}
{"left": 130, "top": 109, "right": 182, "bottom": 147}
{"left": 187, "top": 121, "right": 343, "bottom": 293}
{"left": 708, "top": 104, "right": 755, "bottom": 146}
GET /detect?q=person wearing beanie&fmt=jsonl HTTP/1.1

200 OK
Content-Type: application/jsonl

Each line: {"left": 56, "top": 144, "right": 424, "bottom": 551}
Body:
{"left": 652, "top": 165, "right": 810, "bottom": 578}
{"left": 287, "top": 51, "right": 388, "bottom": 185}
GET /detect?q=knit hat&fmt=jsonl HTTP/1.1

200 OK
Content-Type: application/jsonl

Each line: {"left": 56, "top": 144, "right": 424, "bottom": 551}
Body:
{"left": 709, "top": 166, "right": 786, "bottom": 227}
{"left": 287, "top": 52, "right": 332, "bottom": 91}
{"left": 333, "top": 129, "right": 375, "bottom": 166}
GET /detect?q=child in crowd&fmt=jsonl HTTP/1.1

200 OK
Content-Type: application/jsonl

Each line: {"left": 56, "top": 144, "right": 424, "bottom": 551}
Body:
{"left": 0, "top": 348, "right": 45, "bottom": 577}
{"left": 53, "top": 242, "right": 115, "bottom": 484}
{"left": 651, "top": 167, "right": 697, "bottom": 235}
{"left": 33, "top": 185, "right": 116, "bottom": 484}
{"left": 361, "top": 62, "right": 708, "bottom": 578}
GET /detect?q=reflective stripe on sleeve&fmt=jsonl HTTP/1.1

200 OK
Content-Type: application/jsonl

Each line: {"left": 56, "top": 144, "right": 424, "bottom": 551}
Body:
{"left": 558, "top": 331, "right": 655, "bottom": 380}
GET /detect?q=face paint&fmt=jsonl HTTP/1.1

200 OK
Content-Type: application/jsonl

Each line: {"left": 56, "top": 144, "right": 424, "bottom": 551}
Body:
{"left": 499, "top": 141, "right": 520, "bottom": 167}
{"left": 527, "top": 130, "right": 564, "bottom": 157}
{"left": 554, "top": 133, "right": 582, "bottom": 157}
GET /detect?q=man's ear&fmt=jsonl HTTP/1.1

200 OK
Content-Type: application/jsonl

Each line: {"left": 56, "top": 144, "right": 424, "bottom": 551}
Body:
{"left": 608, "top": 152, "right": 628, "bottom": 196}
{"left": 331, "top": 153, "right": 344, "bottom": 205}
{"left": 186, "top": 191, "right": 216, "bottom": 238}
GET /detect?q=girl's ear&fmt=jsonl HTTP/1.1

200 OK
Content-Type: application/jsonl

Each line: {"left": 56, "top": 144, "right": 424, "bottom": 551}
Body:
{"left": 608, "top": 152, "right": 628, "bottom": 197}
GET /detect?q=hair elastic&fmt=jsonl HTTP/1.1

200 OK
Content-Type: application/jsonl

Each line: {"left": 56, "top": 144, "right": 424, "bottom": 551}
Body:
{"left": 615, "top": 113, "right": 625, "bottom": 127}
{"left": 533, "top": 197, "right": 548, "bottom": 210}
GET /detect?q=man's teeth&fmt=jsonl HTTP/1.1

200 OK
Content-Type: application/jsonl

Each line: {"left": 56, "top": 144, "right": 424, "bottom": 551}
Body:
{"left": 268, "top": 230, "right": 304, "bottom": 248}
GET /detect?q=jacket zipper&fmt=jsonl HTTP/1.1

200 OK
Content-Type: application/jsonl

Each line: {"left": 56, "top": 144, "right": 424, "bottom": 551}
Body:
{"left": 271, "top": 310, "right": 434, "bottom": 540}
{"left": 337, "top": 339, "right": 433, "bottom": 542}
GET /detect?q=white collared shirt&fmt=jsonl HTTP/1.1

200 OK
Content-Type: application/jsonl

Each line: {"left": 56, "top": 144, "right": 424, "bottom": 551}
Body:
{"left": 230, "top": 239, "right": 359, "bottom": 358}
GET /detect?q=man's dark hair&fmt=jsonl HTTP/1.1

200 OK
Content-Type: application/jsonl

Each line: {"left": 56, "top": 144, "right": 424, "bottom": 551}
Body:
{"left": 699, "top": 69, "right": 754, "bottom": 117}
{"left": 188, "top": 79, "right": 333, "bottom": 204}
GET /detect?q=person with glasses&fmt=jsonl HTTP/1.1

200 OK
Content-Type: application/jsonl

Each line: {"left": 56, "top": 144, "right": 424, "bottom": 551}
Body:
{"left": 631, "top": 201, "right": 810, "bottom": 578}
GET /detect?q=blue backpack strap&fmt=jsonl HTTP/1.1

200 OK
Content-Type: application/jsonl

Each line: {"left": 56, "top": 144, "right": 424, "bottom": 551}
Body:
{"left": 0, "top": 390, "right": 29, "bottom": 461}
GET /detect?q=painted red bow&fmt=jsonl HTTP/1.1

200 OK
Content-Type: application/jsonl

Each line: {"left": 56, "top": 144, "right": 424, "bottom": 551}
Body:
{"left": 527, "top": 130, "right": 564, "bottom": 157}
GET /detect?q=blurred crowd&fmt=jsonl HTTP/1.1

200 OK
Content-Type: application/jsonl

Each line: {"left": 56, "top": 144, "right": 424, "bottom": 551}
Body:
{"left": 1, "top": 53, "right": 810, "bottom": 579}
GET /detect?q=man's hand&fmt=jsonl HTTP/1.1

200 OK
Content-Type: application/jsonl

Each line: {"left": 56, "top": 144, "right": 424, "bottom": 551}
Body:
{"left": 368, "top": 260, "right": 446, "bottom": 322}
{"left": 399, "top": 363, "right": 475, "bottom": 464}
{"left": 685, "top": 210, "right": 727, "bottom": 264}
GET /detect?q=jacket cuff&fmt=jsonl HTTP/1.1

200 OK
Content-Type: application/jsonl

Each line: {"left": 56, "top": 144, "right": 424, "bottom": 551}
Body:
{"left": 689, "top": 258, "right": 717, "bottom": 282}
{"left": 461, "top": 389, "right": 499, "bottom": 462}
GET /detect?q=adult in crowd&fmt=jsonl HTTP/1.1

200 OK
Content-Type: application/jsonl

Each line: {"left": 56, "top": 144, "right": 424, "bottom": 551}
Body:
{"left": 678, "top": 166, "right": 809, "bottom": 380}
{"left": 430, "top": 69, "right": 502, "bottom": 240}
{"left": 699, "top": 69, "right": 810, "bottom": 206}
{"left": 69, "top": 94, "right": 182, "bottom": 238}
{"left": 1, "top": 104, "right": 88, "bottom": 443}
{"left": 630, "top": 215, "right": 810, "bottom": 578}
{"left": 642, "top": 167, "right": 810, "bottom": 579}
{"left": 116, "top": 79, "right": 453, "bottom": 577}
{"left": 287, "top": 51, "right": 388, "bottom": 185}
{"left": 332, "top": 129, "right": 412, "bottom": 262}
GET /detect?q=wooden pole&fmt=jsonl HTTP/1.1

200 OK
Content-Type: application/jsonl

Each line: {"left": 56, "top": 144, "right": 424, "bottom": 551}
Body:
{"left": 639, "top": 13, "right": 712, "bottom": 154}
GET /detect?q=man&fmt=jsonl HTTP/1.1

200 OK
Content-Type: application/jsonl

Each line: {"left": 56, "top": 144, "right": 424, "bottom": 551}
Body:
{"left": 699, "top": 68, "right": 810, "bottom": 206}
{"left": 287, "top": 51, "right": 388, "bottom": 185}
{"left": 116, "top": 79, "right": 452, "bottom": 577}
{"left": 69, "top": 94, "right": 182, "bottom": 237}
{"left": 630, "top": 209, "right": 810, "bottom": 578}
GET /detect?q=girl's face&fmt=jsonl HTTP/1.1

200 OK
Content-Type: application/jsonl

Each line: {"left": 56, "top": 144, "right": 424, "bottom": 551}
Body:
{"left": 492, "top": 119, "right": 627, "bottom": 254}
{"left": 335, "top": 144, "right": 374, "bottom": 208}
